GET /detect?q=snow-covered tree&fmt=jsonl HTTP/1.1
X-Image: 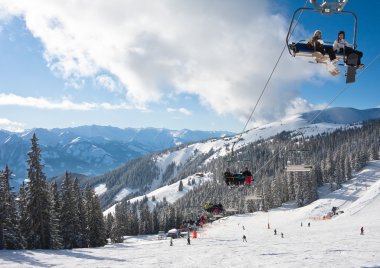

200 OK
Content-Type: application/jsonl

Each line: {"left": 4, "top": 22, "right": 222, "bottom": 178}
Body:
{"left": 48, "top": 182, "right": 63, "bottom": 249}
{"left": 85, "top": 185, "right": 107, "bottom": 247}
{"left": 60, "top": 172, "right": 77, "bottom": 249}
{"left": 24, "top": 134, "right": 51, "bottom": 249}
{"left": 0, "top": 166, "right": 24, "bottom": 249}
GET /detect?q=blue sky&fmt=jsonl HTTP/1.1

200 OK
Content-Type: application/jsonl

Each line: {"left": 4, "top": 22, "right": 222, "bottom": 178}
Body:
{"left": 0, "top": 0, "right": 379, "bottom": 132}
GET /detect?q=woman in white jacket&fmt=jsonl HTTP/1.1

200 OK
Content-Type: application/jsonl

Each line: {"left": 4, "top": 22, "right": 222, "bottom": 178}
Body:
{"left": 333, "top": 31, "right": 363, "bottom": 68}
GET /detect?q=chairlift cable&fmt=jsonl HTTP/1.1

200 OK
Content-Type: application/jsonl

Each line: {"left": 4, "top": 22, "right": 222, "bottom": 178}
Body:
{"left": 307, "top": 55, "right": 380, "bottom": 125}
{"left": 252, "top": 52, "right": 380, "bottom": 178}
{"left": 230, "top": 0, "right": 310, "bottom": 155}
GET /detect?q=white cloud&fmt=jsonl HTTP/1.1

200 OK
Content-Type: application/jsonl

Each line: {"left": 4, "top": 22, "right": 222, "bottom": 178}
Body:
{"left": 0, "top": 93, "right": 132, "bottom": 110}
{"left": 95, "top": 75, "right": 119, "bottom": 93}
{"left": 167, "top": 107, "right": 192, "bottom": 116}
{"left": 0, "top": 0, "right": 323, "bottom": 124}
{"left": 0, "top": 118, "right": 25, "bottom": 132}
{"left": 284, "top": 97, "right": 327, "bottom": 117}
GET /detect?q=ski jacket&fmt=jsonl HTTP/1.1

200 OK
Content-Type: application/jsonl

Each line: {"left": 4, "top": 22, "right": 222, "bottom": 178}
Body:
{"left": 333, "top": 38, "right": 351, "bottom": 52}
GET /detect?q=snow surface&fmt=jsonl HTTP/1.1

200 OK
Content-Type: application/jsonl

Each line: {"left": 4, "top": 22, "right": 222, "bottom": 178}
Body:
{"left": 113, "top": 188, "right": 139, "bottom": 202}
{"left": 103, "top": 173, "right": 212, "bottom": 215}
{"left": 94, "top": 184, "right": 107, "bottom": 196}
{"left": 2, "top": 161, "right": 380, "bottom": 267}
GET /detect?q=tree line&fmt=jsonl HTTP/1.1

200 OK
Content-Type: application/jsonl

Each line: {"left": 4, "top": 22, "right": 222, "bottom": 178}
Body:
{"left": 0, "top": 134, "right": 106, "bottom": 250}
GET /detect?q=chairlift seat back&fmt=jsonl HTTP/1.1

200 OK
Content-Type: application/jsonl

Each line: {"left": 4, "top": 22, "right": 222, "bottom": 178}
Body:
{"left": 285, "top": 164, "right": 313, "bottom": 172}
{"left": 289, "top": 42, "right": 345, "bottom": 60}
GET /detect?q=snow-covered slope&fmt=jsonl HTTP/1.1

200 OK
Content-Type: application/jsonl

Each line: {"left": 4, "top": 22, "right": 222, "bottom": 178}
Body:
{"left": 94, "top": 112, "right": 365, "bottom": 209}
{"left": 2, "top": 161, "right": 380, "bottom": 268}
{"left": 103, "top": 172, "right": 212, "bottom": 215}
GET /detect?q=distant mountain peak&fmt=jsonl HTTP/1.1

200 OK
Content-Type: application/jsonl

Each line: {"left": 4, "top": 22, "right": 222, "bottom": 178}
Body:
{"left": 0, "top": 125, "right": 234, "bottom": 188}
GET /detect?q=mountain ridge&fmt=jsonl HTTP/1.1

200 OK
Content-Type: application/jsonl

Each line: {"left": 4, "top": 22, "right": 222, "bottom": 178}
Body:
{"left": 2, "top": 107, "right": 380, "bottom": 195}
{"left": 90, "top": 107, "right": 380, "bottom": 209}
{"left": 0, "top": 125, "right": 234, "bottom": 186}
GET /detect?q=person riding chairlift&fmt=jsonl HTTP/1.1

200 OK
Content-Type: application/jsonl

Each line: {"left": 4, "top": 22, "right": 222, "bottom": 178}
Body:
{"left": 224, "top": 168, "right": 234, "bottom": 185}
{"left": 333, "top": 30, "right": 364, "bottom": 68}
{"left": 242, "top": 167, "right": 253, "bottom": 186}
{"left": 307, "top": 30, "right": 337, "bottom": 64}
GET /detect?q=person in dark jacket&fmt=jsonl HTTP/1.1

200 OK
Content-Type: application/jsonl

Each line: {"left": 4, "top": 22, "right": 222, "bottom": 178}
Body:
{"left": 242, "top": 235, "right": 247, "bottom": 242}
{"left": 224, "top": 168, "right": 234, "bottom": 185}
{"left": 307, "top": 30, "right": 337, "bottom": 63}
{"left": 242, "top": 167, "right": 253, "bottom": 185}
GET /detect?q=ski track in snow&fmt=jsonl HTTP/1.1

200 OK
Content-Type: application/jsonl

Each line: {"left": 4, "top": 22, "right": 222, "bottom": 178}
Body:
{"left": 1, "top": 161, "right": 380, "bottom": 267}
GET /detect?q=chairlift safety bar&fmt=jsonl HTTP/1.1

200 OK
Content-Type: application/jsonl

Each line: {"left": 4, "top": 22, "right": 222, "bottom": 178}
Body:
{"left": 286, "top": 7, "right": 358, "bottom": 56}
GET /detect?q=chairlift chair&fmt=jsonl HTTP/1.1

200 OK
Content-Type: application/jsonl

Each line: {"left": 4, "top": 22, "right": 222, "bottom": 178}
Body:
{"left": 245, "top": 195, "right": 263, "bottom": 201}
{"left": 286, "top": 0, "right": 359, "bottom": 83}
{"left": 285, "top": 133, "right": 313, "bottom": 172}
{"left": 285, "top": 149, "right": 313, "bottom": 172}
{"left": 224, "top": 154, "right": 254, "bottom": 186}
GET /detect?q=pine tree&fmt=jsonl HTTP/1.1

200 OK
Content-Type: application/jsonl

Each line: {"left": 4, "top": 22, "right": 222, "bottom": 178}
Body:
{"left": 152, "top": 208, "right": 160, "bottom": 234}
{"left": 178, "top": 180, "right": 184, "bottom": 191}
{"left": 139, "top": 203, "right": 152, "bottom": 234}
{"left": 105, "top": 213, "right": 115, "bottom": 241}
{"left": 73, "top": 178, "right": 88, "bottom": 247}
{"left": 270, "top": 177, "right": 282, "bottom": 207}
{"left": 48, "top": 182, "right": 63, "bottom": 249}
{"left": 24, "top": 134, "right": 51, "bottom": 249}
{"left": 85, "top": 185, "right": 107, "bottom": 247}
{"left": 128, "top": 205, "right": 139, "bottom": 235}
{"left": 371, "top": 144, "right": 379, "bottom": 160}
{"left": 0, "top": 168, "right": 7, "bottom": 250}
{"left": 313, "top": 164, "right": 324, "bottom": 187}
{"left": 110, "top": 204, "right": 125, "bottom": 243}
{"left": 18, "top": 182, "right": 28, "bottom": 248}
{"left": 60, "top": 171, "right": 77, "bottom": 249}
{"left": 0, "top": 166, "right": 24, "bottom": 249}
{"left": 345, "top": 156, "right": 352, "bottom": 181}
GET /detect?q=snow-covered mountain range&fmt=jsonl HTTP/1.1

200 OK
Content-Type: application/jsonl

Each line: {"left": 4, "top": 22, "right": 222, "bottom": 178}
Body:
{"left": 92, "top": 107, "right": 380, "bottom": 209}
{"left": 0, "top": 126, "right": 233, "bottom": 186}
{"left": 301, "top": 107, "right": 380, "bottom": 124}
{"left": 2, "top": 107, "right": 380, "bottom": 193}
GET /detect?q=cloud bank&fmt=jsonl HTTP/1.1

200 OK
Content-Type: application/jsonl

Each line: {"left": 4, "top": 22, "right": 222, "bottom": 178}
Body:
{"left": 0, "top": 93, "right": 132, "bottom": 110}
{"left": 0, "top": 0, "right": 321, "bottom": 125}
{"left": 0, "top": 118, "right": 25, "bottom": 132}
